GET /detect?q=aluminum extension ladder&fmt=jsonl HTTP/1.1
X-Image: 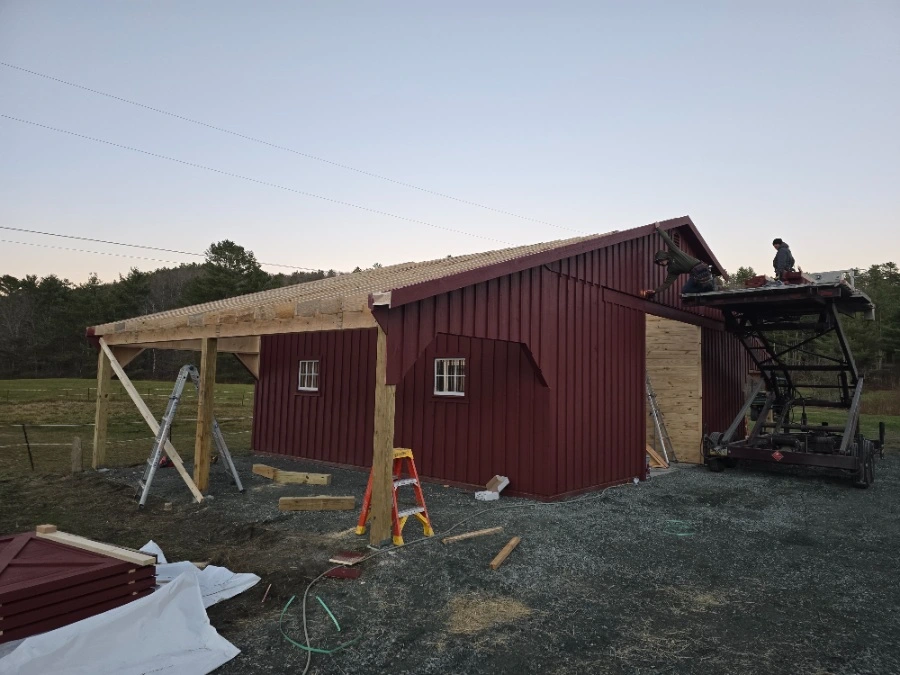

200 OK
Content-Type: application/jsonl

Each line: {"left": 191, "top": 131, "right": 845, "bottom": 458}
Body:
{"left": 646, "top": 373, "right": 678, "bottom": 464}
{"left": 137, "top": 365, "right": 244, "bottom": 507}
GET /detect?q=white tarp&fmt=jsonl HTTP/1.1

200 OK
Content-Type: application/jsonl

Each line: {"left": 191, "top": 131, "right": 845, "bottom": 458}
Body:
{"left": 0, "top": 572, "right": 239, "bottom": 675}
{"left": 140, "top": 541, "right": 261, "bottom": 607}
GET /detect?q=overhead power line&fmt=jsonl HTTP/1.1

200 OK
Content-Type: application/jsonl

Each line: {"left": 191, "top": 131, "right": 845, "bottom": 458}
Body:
{"left": 1, "top": 114, "right": 511, "bottom": 246}
{"left": 2, "top": 238, "right": 190, "bottom": 265}
{"left": 0, "top": 226, "right": 320, "bottom": 271}
{"left": 0, "top": 61, "right": 579, "bottom": 234}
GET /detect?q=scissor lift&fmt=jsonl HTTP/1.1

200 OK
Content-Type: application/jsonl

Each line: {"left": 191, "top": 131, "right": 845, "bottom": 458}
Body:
{"left": 682, "top": 273, "right": 884, "bottom": 487}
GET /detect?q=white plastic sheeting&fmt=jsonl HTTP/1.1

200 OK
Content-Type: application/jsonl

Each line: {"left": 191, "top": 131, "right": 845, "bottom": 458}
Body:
{"left": 140, "top": 541, "right": 261, "bottom": 608}
{"left": 0, "top": 572, "right": 239, "bottom": 675}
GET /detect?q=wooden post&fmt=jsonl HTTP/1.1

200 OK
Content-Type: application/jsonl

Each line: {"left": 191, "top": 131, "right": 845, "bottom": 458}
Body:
{"left": 369, "top": 326, "right": 396, "bottom": 546}
{"left": 194, "top": 337, "right": 218, "bottom": 492}
{"left": 92, "top": 347, "right": 113, "bottom": 469}
{"left": 71, "top": 437, "right": 83, "bottom": 474}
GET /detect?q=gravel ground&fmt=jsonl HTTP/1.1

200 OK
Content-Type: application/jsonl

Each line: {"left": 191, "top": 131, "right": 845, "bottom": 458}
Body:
{"left": 3, "top": 450, "right": 899, "bottom": 675}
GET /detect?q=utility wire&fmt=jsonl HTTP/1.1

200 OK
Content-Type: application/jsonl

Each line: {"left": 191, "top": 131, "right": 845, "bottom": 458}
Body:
{"left": 1, "top": 61, "right": 579, "bottom": 234}
{"left": 1, "top": 114, "right": 511, "bottom": 246}
{"left": 0, "top": 226, "right": 320, "bottom": 271}
{"left": 2, "top": 238, "right": 194, "bottom": 265}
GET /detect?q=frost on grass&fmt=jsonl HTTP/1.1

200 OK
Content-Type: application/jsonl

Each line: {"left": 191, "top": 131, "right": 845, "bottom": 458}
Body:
{"left": 447, "top": 593, "right": 532, "bottom": 635}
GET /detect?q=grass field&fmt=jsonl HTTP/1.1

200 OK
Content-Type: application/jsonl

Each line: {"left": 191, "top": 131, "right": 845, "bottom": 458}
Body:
{"left": 1, "top": 378, "right": 896, "bottom": 475}
{"left": 0, "top": 378, "right": 255, "bottom": 474}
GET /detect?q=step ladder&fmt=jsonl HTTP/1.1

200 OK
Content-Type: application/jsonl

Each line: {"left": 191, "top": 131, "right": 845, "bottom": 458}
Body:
{"left": 646, "top": 373, "right": 678, "bottom": 464}
{"left": 356, "top": 448, "right": 434, "bottom": 546}
{"left": 137, "top": 365, "right": 244, "bottom": 508}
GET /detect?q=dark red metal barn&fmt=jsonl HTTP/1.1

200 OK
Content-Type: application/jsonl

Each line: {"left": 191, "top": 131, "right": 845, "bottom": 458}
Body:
{"left": 246, "top": 216, "right": 750, "bottom": 498}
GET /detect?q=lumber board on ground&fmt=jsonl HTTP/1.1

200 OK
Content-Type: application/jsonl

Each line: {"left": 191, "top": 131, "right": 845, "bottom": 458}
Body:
{"left": 275, "top": 471, "right": 332, "bottom": 485}
{"left": 278, "top": 496, "right": 355, "bottom": 511}
{"left": 252, "top": 464, "right": 279, "bottom": 480}
{"left": 442, "top": 527, "right": 504, "bottom": 544}
{"left": 489, "top": 536, "right": 522, "bottom": 570}
{"left": 34, "top": 529, "right": 156, "bottom": 566}
{"left": 252, "top": 464, "right": 332, "bottom": 485}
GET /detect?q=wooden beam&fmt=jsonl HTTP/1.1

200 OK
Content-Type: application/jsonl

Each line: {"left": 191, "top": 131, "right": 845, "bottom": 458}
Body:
{"left": 489, "top": 536, "right": 522, "bottom": 570}
{"left": 91, "top": 347, "right": 112, "bottom": 469}
{"left": 35, "top": 528, "right": 157, "bottom": 566}
{"left": 442, "top": 527, "right": 504, "bottom": 545}
{"left": 278, "top": 496, "right": 356, "bottom": 511}
{"left": 126, "top": 336, "right": 260, "bottom": 353}
{"left": 252, "top": 463, "right": 279, "bottom": 479}
{"left": 194, "top": 337, "right": 218, "bottom": 492}
{"left": 110, "top": 345, "right": 144, "bottom": 368}
{"left": 96, "top": 310, "right": 376, "bottom": 346}
{"left": 275, "top": 471, "right": 332, "bottom": 485}
{"left": 234, "top": 352, "right": 260, "bottom": 379}
{"left": 71, "top": 437, "right": 83, "bottom": 474}
{"left": 369, "top": 325, "right": 395, "bottom": 546}
{"left": 98, "top": 339, "right": 204, "bottom": 503}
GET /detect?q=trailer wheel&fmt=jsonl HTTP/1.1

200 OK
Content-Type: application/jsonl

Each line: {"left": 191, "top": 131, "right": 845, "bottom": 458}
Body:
{"left": 708, "top": 458, "right": 725, "bottom": 473}
{"left": 853, "top": 445, "right": 874, "bottom": 489}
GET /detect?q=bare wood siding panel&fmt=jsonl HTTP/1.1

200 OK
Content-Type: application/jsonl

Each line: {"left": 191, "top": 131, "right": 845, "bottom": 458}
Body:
{"left": 646, "top": 315, "right": 703, "bottom": 463}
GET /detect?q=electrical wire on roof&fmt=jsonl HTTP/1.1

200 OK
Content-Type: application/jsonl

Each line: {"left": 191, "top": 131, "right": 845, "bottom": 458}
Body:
{"left": 1, "top": 61, "right": 582, "bottom": 235}
{"left": 1, "top": 114, "right": 512, "bottom": 246}
{"left": 0, "top": 226, "right": 320, "bottom": 271}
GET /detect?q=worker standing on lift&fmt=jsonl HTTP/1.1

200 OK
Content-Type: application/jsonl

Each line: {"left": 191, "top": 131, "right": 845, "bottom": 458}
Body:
{"left": 772, "top": 238, "right": 795, "bottom": 281}
{"left": 641, "top": 225, "right": 717, "bottom": 299}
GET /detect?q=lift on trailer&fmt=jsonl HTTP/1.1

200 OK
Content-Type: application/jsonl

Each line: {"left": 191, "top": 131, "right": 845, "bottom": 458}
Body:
{"left": 682, "top": 272, "right": 885, "bottom": 487}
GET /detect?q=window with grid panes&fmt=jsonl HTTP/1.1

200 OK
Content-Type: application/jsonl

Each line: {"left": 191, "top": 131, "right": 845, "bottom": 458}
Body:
{"left": 297, "top": 360, "right": 319, "bottom": 391}
{"left": 434, "top": 358, "right": 465, "bottom": 396}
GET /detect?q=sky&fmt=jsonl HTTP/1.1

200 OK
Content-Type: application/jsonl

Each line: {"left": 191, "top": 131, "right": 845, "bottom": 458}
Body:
{"left": 1, "top": 1, "right": 898, "bottom": 285}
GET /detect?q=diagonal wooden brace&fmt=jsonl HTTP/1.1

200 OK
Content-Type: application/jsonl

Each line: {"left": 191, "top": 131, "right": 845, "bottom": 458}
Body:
{"left": 98, "top": 339, "right": 204, "bottom": 503}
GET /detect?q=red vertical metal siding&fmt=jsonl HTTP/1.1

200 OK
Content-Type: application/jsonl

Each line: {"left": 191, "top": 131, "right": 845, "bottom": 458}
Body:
{"left": 252, "top": 328, "right": 376, "bottom": 466}
{"left": 701, "top": 327, "right": 754, "bottom": 435}
{"left": 252, "top": 225, "right": 746, "bottom": 498}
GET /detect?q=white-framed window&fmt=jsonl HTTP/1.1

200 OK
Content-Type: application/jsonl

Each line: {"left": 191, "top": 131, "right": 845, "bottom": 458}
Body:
{"left": 434, "top": 358, "right": 465, "bottom": 396}
{"left": 297, "top": 360, "right": 320, "bottom": 392}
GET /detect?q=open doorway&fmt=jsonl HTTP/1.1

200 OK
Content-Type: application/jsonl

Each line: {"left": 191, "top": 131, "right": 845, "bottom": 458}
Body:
{"left": 646, "top": 315, "right": 703, "bottom": 463}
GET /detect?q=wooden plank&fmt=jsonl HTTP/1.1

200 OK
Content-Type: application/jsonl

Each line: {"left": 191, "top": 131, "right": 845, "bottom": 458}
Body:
{"left": 98, "top": 339, "right": 204, "bottom": 503}
{"left": 278, "top": 496, "right": 355, "bottom": 511}
{"left": 489, "top": 536, "right": 522, "bottom": 570}
{"left": 369, "top": 325, "right": 395, "bottom": 545}
{"left": 645, "top": 315, "right": 703, "bottom": 463}
{"left": 275, "top": 471, "right": 332, "bottom": 486}
{"left": 252, "top": 464, "right": 278, "bottom": 480}
{"left": 234, "top": 353, "right": 260, "bottom": 379}
{"left": 646, "top": 444, "right": 668, "bottom": 469}
{"left": 128, "top": 336, "right": 260, "bottom": 353}
{"left": 97, "top": 310, "right": 377, "bottom": 346}
{"left": 35, "top": 530, "right": 156, "bottom": 566}
{"left": 35, "top": 524, "right": 57, "bottom": 534}
{"left": 442, "top": 526, "right": 504, "bottom": 545}
{"left": 194, "top": 337, "right": 217, "bottom": 492}
{"left": 91, "top": 348, "right": 112, "bottom": 469}
{"left": 110, "top": 345, "right": 144, "bottom": 368}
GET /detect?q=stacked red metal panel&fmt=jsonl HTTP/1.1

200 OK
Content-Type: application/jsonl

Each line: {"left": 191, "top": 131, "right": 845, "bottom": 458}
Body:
{"left": 0, "top": 533, "right": 155, "bottom": 644}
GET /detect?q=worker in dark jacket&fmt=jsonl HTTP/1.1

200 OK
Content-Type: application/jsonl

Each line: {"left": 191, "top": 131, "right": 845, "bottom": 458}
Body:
{"left": 772, "top": 238, "right": 795, "bottom": 280}
{"left": 642, "top": 226, "right": 717, "bottom": 299}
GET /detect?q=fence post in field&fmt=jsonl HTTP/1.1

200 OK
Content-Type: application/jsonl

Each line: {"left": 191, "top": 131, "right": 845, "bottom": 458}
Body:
{"left": 21, "top": 424, "right": 35, "bottom": 471}
{"left": 72, "top": 437, "right": 83, "bottom": 474}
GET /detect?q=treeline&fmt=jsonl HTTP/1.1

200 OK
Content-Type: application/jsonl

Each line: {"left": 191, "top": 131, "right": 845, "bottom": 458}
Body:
{"left": 728, "top": 264, "right": 900, "bottom": 389}
{"left": 0, "top": 241, "right": 338, "bottom": 382}
{"left": 1, "top": 243, "right": 898, "bottom": 388}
